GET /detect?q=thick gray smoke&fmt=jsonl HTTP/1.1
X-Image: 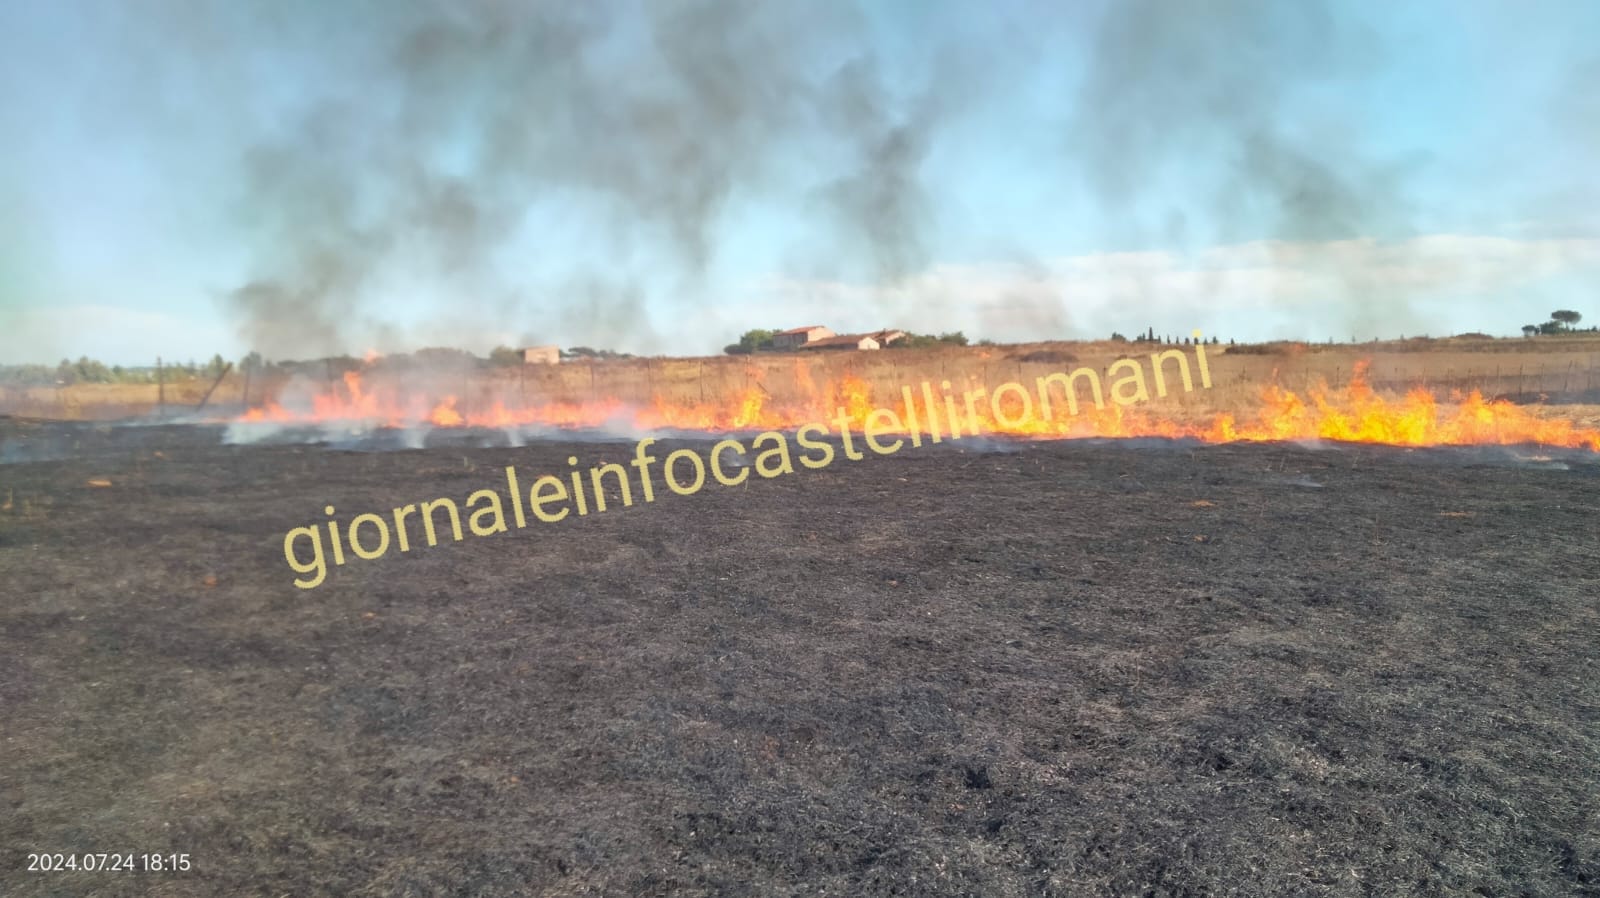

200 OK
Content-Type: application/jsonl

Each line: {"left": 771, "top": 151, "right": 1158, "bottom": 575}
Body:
{"left": 187, "top": 0, "right": 973, "bottom": 358}
{"left": 111, "top": 0, "right": 1591, "bottom": 356}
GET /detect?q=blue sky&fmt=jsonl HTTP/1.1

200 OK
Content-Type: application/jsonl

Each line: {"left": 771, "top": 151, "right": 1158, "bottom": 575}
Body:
{"left": 2, "top": 0, "right": 1598, "bottom": 365}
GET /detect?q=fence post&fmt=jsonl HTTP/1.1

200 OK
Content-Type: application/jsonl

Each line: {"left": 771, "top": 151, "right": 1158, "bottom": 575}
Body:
{"left": 194, "top": 362, "right": 232, "bottom": 415}
{"left": 156, "top": 357, "right": 165, "bottom": 419}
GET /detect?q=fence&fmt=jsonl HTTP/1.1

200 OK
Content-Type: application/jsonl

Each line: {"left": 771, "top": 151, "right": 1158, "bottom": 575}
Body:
{"left": 7, "top": 347, "right": 1600, "bottom": 422}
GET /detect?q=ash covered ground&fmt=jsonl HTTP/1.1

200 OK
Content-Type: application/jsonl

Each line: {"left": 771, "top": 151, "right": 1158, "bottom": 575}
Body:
{"left": 2, "top": 420, "right": 1597, "bottom": 897}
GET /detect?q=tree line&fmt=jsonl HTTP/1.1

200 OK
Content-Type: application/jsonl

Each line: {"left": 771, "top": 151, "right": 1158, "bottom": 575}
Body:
{"left": 0, "top": 355, "right": 235, "bottom": 386}
{"left": 1522, "top": 310, "right": 1594, "bottom": 336}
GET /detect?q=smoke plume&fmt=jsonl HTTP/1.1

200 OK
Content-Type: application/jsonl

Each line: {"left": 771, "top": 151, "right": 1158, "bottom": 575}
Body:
{"left": 167, "top": 0, "right": 991, "bottom": 358}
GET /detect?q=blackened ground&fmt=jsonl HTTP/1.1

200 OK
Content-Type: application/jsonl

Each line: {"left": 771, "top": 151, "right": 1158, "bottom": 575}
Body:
{"left": 2, "top": 421, "right": 1598, "bottom": 897}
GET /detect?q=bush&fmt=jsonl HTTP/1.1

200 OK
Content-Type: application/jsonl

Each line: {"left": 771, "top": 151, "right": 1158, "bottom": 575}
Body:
{"left": 888, "top": 331, "right": 970, "bottom": 349}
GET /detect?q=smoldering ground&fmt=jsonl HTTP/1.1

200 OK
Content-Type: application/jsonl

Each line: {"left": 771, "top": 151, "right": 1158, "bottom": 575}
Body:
{"left": 2, "top": 420, "right": 1598, "bottom": 895}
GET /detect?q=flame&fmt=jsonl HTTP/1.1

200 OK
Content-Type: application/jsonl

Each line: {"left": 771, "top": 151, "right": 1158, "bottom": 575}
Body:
{"left": 235, "top": 361, "right": 1600, "bottom": 451}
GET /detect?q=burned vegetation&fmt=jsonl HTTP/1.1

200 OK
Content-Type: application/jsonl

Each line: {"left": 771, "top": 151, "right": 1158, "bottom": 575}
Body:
{"left": 2, "top": 419, "right": 1598, "bottom": 896}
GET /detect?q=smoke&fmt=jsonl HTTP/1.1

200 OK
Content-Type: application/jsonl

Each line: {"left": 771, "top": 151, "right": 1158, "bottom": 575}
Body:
{"left": 813, "top": 56, "right": 938, "bottom": 286}
{"left": 179, "top": 0, "right": 994, "bottom": 358}
{"left": 97, "top": 0, "right": 1594, "bottom": 358}
{"left": 1074, "top": 0, "right": 1400, "bottom": 237}
{"left": 1071, "top": 0, "right": 1421, "bottom": 338}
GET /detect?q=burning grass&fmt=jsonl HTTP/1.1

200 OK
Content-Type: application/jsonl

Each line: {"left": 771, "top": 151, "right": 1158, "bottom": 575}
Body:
{"left": 12, "top": 337, "right": 1600, "bottom": 433}
{"left": 230, "top": 357, "right": 1600, "bottom": 453}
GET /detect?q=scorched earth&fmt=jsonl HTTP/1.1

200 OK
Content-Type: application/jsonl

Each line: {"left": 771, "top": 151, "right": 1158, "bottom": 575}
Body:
{"left": 1, "top": 419, "right": 1596, "bottom": 897}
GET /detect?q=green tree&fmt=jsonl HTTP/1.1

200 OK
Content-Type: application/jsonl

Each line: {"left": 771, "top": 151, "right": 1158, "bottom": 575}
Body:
{"left": 724, "top": 329, "right": 777, "bottom": 355}
{"left": 739, "top": 329, "right": 776, "bottom": 352}
{"left": 1551, "top": 310, "right": 1582, "bottom": 329}
{"left": 73, "top": 356, "right": 112, "bottom": 383}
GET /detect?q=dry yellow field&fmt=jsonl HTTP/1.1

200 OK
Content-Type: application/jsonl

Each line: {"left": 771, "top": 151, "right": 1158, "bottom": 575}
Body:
{"left": 7, "top": 336, "right": 1600, "bottom": 424}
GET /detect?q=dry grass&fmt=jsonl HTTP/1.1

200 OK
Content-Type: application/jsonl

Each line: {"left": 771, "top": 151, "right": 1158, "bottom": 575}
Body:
{"left": 9, "top": 337, "right": 1600, "bottom": 423}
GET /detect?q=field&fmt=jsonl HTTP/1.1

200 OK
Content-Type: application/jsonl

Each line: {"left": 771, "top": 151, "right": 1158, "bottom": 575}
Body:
{"left": 11, "top": 335, "right": 1600, "bottom": 424}
{"left": 2, "top": 418, "right": 1598, "bottom": 896}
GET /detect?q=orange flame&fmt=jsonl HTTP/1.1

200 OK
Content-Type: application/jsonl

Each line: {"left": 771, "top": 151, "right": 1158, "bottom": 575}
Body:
{"left": 236, "top": 361, "right": 1600, "bottom": 451}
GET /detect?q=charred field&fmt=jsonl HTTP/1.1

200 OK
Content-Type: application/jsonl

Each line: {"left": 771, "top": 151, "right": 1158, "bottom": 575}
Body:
{"left": 2, "top": 419, "right": 1598, "bottom": 897}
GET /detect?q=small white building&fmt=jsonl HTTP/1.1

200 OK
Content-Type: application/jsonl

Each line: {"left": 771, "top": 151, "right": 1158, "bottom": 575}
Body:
{"left": 801, "top": 333, "right": 881, "bottom": 351}
{"left": 522, "top": 345, "right": 561, "bottom": 365}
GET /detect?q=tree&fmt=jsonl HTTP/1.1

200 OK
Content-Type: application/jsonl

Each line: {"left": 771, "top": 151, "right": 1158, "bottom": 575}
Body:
{"left": 741, "top": 329, "right": 777, "bottom": 352}
{"left": 1522, "top": 325, "right": 1539, "bottom": 337}
{"left": 724, "top": 329, "right": 776, "bottom": 354}
{"left": 1551, "top": 310, "right": 1582, "bottom": 329}
{"left": 488, "top": 345, "right": 523, "bottom": 366}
